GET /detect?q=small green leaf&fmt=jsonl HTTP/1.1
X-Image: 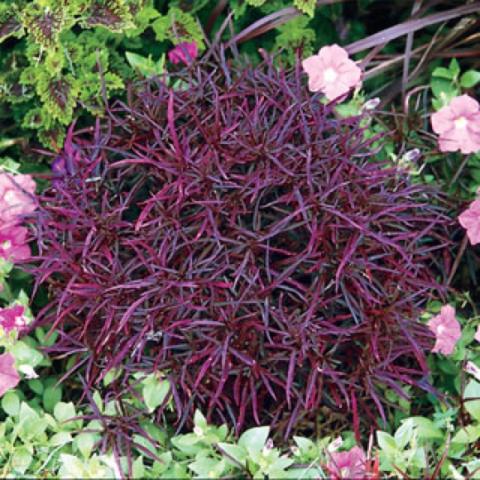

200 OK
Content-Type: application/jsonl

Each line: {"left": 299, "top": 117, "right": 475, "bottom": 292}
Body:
{"left": 1, "top": 391, "right": 20, "bottom": 416}
{"left": 132, "top": 456, "right": 145, "bottom": 478}
{"left": 460, "top": 70, "right": 480, "bottom": 89}
{"left": 142, "top": 375, "right": 170, "bottom": 413}
{"left": 449, "top": 58, "right": 460, "bottom": 78}
{"left": 10, "top": 340, "right": 43, "bottom": 367}
{"left": 430, "top": 78, "right": 459, "bottom": 102}
{"left": 218, "top": 442, "right": 247, "bottom": 467}
{"left": 377, "top": 431, "right": 397, "bottom": 454}
{"left": 194, "top": 409, "right": 208, "bottom": 430}
{"left": 464, "top": 380, "right": 480, "bottom": 421}
{"left": 452, "top": 425, "right": 480, "bottom": 444}
{"left": 50, "top": 431, "right": 73, "bottom": 446}
{"left": 11, "top": 447, "right": 32, "bottom": 474}
{"left": 43, "top": 385, "right": 62, "bottom": 412}
{"left": 294, "top": 436, "right": 316, "bottom": 453}
{"left": 54, "top": 401, "right": 76, "bottom": 424}
{"left": 125, "top": 52, "right": 165, "bottom": 78}
{"left": 74, "top": 432, "right": 97, "bottom": 458}
{"left": 238, "top": 426, "right": 270, "bottom": 453}
{"left": 432, "top": 67, "right": 454, "bottom": 80}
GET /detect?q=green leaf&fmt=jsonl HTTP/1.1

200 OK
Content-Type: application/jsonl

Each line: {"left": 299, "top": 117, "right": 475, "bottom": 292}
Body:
{"left": 11, "top": 446, "right": 32, "bottom": 474}
{"left": 394, "top": 419, "right": 414, "bottom": 449}
{"left": 125, "top": 52, "right": 165, "bottom": 78}
{"left": 409, "top": 417, "right": 443, "bottom": 441}
{"left": 43, "top": 385, "right": 62, "bottom": 412}
{"left": 449, "top": 58, "right": 460, "bottom": 78}
{"left": 194, "top": 409, "right": 208, "bottom": 430}
{"left": 54, "top": 401, "right": 76, "bottom": 424}
{"left": 432, "top": 67, "right": 454, "bottom": 80}
{"left": 142, "top": 375, "right": 170, "bottom": 413}
{"left": 189, "top": 457, "right": 226, "bottom": 478}
{"left": 1, "top": 391, "right": 20, "bottom": 416}
{"left": 377, "top": 431, "right": 398, "bottom": 454}
{"left": 293, "top": 436, "right": 316, "bottom": 453}
{"left": 10, "top": 340, "right": 43, "bottom": 367}
{"left": 74, "top": 432, "right": 97, "bottom": 458}
{"left": 460, "top": 70, "right": 480, "bottom": 89}
{"left": 452, "top": 425, "right": 480, "bottom": 444}
{"left": 238, "top": 426, "right": 269, "bottom": 453}
{"left": 294, "top": 0, "right": 316, "bottom": 17}
{"left": 132, "top": 456, "right": 145, "bottom": 478}
{"left": 464, "top": 380, "right": 480, "bottom": 421}
{"left": 218, "top": 442, "right": 247, "bottom": 467}
{"left": 50, "top": 431, "right": 73, "bottom": 446}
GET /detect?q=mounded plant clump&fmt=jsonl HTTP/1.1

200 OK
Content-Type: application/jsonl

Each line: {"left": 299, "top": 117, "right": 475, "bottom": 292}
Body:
{"left": 32, "top": 56, "right": 452, "bottom": 435}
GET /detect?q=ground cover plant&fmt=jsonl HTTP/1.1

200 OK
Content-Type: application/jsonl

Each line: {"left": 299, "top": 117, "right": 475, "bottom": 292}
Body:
{"left": 1, "top": 0, "right": 480, "bottom": 478}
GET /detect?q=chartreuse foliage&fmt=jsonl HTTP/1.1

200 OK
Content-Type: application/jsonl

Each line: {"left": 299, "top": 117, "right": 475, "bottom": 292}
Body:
{"left": 0, "top": 0, "right": 204, "bottom": 148}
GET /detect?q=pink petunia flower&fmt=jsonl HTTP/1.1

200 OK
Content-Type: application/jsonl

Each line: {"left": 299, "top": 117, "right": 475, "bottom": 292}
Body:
{"left": 168, "top": 42, "right": 198, "bottom": 65}
{"left": 0, "top": 173, "right": 37, "bottom": 224}
{"left": 0, "top": 305, "right": 27, "bottom": 334}
{"left": 427, "top": 305, "right": 461, "bottom": 355}
{"left": 327, "top": 446, "right": 366, "bottom": 479}
{"left": 431, "top": 95, "right": 480, "bottom": 154}
{"left": 459, "top": 199, "right": 480, "bottom": 245}
{"left": 0, "top": 225, "right": 31, "bottom": 263}
{"left": 302, "top": 44, "right": 362, "bottom": 100}
{"left": 0, "top": 352, "right": 20, "bottom": 396}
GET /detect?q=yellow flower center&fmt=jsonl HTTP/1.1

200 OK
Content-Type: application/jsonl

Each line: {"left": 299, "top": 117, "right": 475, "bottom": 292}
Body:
{"left": 1, "top": 240, "right": 11, "bottom": 250}
{"left": 323, "top": 67, "right": 338, "bottom": 83}
{"left": 454, "top": 116, "right": 468, "bottom": 129}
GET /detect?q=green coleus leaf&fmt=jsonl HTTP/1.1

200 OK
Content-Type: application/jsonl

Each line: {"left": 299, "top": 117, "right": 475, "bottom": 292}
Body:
{"left": 81, "top": 0, "right": 134, "bottom": 32}
{"left": 275, "top": 16, "right": 315, "bottom": 63}
{"left": 246, "top": 0, "right": 267, "bottom": 6}
{"left": 152, "top": 7, "right": 204, "bottom": 48}
{"left": 294, "top": 0, "right": 316, "bottom": 17}
{"left": 0, "top": 6, "right": 24, "bottom": 43}
{"left": 21, "top": 3, "right": 67, "bottom": 48}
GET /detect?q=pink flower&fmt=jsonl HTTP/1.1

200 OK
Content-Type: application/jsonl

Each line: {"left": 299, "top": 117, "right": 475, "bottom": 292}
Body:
{"left": 327, "top": 446, "right": 366, "bottom": 479}
{"left": 427, "top": 305, "right": 461, "bottom": 355}
{"left": 0, "top": 353, "right": 20, "bottom": 396}
{"left": 0, "top": 225, "right": 31, "bottom": 263}
{"left": 168, "top": 42, "right": 198, "bottom": 65}
{"left": 0, "top": 173, "right": 37, "bottom": 224}
{"left": 0, "top": 305, "right": 27, "bottom": 333}
{"left": 302, "top": 44, "right": 362, "bottom": 100}
{"left": 431, "top": 95, "right": 480, "bottom": 154}
{"left": 459, "top": 199, "right": 480, "bottom": 245}
{"left": 475, "top": 325, "right": 480, "bottom": 343}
